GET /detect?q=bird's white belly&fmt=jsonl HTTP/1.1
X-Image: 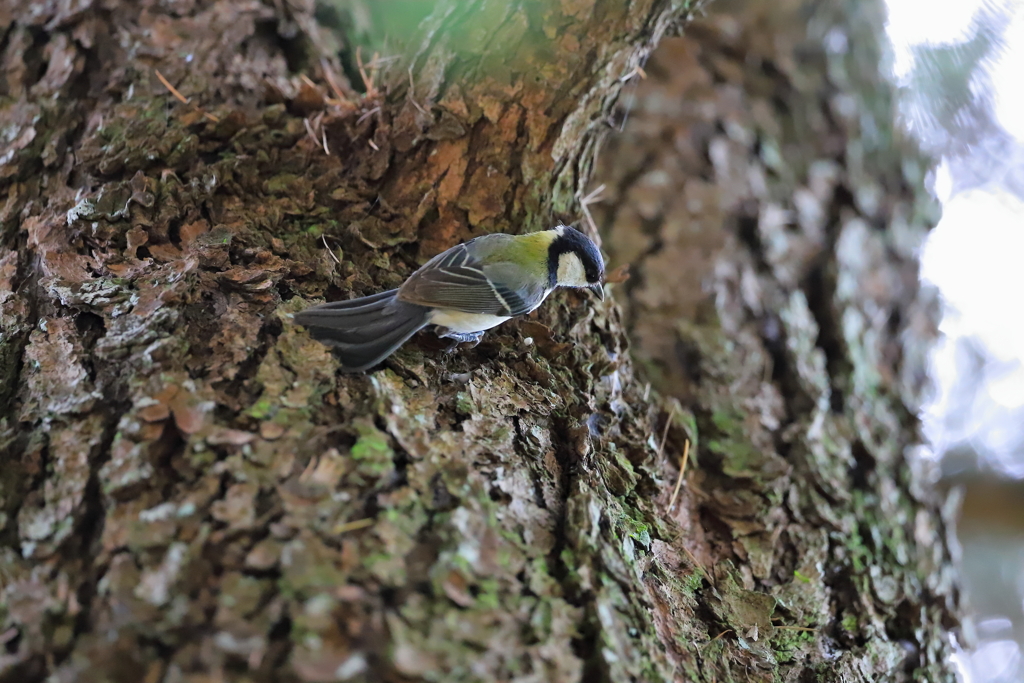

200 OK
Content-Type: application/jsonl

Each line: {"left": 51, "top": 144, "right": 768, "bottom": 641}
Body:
{"left": 428, "top": 309, "right": 511, "bottom": 333}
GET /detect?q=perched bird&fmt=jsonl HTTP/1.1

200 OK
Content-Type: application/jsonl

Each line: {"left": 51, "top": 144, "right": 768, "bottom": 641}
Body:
{"left": 295, "top": 225, "right": 605, "bottom": 372}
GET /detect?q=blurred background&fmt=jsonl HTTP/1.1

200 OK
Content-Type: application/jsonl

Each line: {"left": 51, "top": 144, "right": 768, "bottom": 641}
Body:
{"left": 590, "top": 0, "right": 1024, "bottom": 678}
{"left": 887, "top": 0, "right": 1024, "bottom": 680}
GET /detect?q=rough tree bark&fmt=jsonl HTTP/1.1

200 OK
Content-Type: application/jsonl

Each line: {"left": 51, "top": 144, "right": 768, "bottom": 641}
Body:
{"left": 0, "top": 1, "right": 958, "bottom": 683}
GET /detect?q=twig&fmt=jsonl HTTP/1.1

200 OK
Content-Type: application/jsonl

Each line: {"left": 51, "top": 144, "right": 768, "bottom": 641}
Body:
{"left": 616, "top": 61, "right": 648, "bottom": 132}
{"left": 579, "top": 184, "right": 606, "bottom": 237}
{"left": 320, "top": 58, "right": 348, "bottom": 103}
{"left": 303, "top": 114, "right": 330, "bottom": 155}
{"left": 356, "top": 46, "right": 379, "bottom": 98}
{"left": 667, "top": 438, "right": 691, "bottom": 512}
{"left": 366, "top": 55, "right": 400, "bottom": 68}
{"left": 356, "top": 46, "right": 370, "bottom": 94}
{"left": 657, "top": 400, "right": 678, "bottom": 459}
{"left": 619, "top": 65, "right": 648, "bottom": 82}
{"left": 322, "top": 234, "right": 341, "bottom": 264}
{"left": 336, "top": 518, "right": 374, "bottom": 534}
{"left": 710, "top": 629, "right": 732, "bottom": 643}
{"left": 155, "top": 69, "right": 219, "bottom": 122}
{"left": 407, "top": 66, "right": 430, "bottom": 115}
{"left": 774, "top": 626, "right": 817, "bottom": 632}
{"left": 357, "top": 106, "right": 381, "bottom": 125}
{"left": 681, "top": 543, "right": 711, "bottom": 584}
{"left": 155, "top": 69, "right": 189, "bottom": 104}
{"left": 365, "top": 52, "right": 393, "bottom": 89}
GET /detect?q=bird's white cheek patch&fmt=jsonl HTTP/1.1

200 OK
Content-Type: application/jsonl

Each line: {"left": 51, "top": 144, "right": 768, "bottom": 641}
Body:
{"left": 557, "top": 253, "right": 588, "bottom": 287}
{"left": 428, "top": 310, "right": 510, "bottom": 333}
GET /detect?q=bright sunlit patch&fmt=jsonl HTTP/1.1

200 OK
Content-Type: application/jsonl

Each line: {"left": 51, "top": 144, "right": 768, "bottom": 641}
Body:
{"left": 968, "top": 640, "right": 1022, "bottom": 681}
{"left": 987, "top": 364, "right": 1024, "bottom": 409}
{"left": 885, "top": 0, "right": 988, "bottom": 78}
{"left": 888, "top": 0, "right": 1024, "bottom": 142}
{"left": 977, "top": 617, "right": 1016, "bottom": 637}
{"left": 920, "top": 189, "right": 1024, "bottom": 463}
{"left": 930, "top": 159, "right": 954, "bottom": 204}
{"left": 921, "top": 189, "right": 1024, "bottom": 369}
{"left": 990, "top": 6, "right": 1024, "bottom": 141}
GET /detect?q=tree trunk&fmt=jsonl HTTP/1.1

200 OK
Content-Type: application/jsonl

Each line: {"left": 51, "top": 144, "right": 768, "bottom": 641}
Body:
{"left": 0, "top": 1, "right": 958, "bottom": 683}
{"left": 591, "top": 0, "right": 962, "bottom": 680}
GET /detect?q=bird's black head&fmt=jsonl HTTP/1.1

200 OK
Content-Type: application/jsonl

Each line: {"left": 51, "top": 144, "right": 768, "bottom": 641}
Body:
{"left": 547, "top": 226, "right": 605, "bottom": 296}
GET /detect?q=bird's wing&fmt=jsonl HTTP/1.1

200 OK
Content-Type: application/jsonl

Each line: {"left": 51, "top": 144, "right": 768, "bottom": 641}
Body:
{"left": 397, "top": 243, "right": 535, "bottom": 317}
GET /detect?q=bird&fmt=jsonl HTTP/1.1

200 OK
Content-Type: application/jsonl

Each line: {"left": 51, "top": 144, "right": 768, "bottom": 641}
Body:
{"left": 295, "top": 225, "right": 606, "bottom": 372}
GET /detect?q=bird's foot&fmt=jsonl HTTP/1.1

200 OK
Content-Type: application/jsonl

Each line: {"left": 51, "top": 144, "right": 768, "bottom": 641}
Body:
{"left": 436, "top": 327, "right": 485, "bottom": 352}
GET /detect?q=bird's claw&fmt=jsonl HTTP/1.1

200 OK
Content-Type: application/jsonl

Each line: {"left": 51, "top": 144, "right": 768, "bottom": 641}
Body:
{"left": 436, "top": 327, "right": 484, "bottom": 352}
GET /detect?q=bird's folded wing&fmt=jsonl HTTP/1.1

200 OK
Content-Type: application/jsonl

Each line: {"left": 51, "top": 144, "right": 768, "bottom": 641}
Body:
{"left": 397, "top": 244, "right": 532, "bottom": 317}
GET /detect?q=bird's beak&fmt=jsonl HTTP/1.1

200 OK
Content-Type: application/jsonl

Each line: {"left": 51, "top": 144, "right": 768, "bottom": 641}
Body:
{"left": 589, "top": 284, "right": 605, "bottom": 301}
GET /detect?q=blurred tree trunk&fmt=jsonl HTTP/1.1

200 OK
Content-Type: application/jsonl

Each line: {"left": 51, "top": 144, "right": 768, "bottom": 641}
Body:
{"left": 0, "top": 1, "right": 957, "bottom": 683}
{"left": 592, "top": 0, "right": 962, "bottom": 680}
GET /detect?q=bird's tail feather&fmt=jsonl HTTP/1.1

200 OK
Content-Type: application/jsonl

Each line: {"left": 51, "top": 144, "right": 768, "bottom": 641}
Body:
{"left": 294, "top": 289, "right": 430, "bottom": 371}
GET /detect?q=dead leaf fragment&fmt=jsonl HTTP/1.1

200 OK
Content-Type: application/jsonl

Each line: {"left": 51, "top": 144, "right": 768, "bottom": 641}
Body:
{"left": 179, "top": 220, "right": 209, "bottom": 247}
{"left": 605, "top": 263, "right": 631, "bottom": 284}
{"left": 169, "top": 389, "right": 207, "bottom": 435}
{"left": 245, "top": 538, "right": 282, "bottom": 571}
{"left": 210, "top": 482, "right": 259, "bottom": 529}
{"left": 441, "top": 569, "right": 474, "bottom": 607}
{"left": 259, "top": 422, "right": 286, "bottom": 440}
{"left": 206, "top": 428, "right": 256, "bottom": 446}
{"left": 138, "top": 403, "right": 170, "bottom": 423}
